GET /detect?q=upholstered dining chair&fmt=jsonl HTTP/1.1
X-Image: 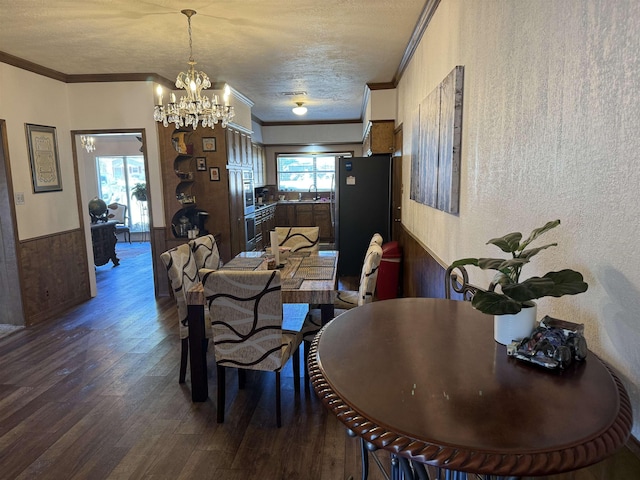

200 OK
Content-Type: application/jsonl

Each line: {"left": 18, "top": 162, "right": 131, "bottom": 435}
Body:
{"left": 300, "top": 242, "right": 383, "bottom": 381}
{"left": 160, "top": 243, "right": 211, "bottom": 384}
{"left": 107, "top": 202, "right": 130, "bottom": 243}
{"left": 202, "top": 268, "right": 303, "bottom": 427}
{"left": 274, "top": 226, "right": 320, "bottom": 252}
{"left": 189, "top": 234, "right": 222, "bottom": 272}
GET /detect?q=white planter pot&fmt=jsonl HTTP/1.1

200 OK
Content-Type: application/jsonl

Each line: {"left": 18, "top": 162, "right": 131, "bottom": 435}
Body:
{"left": 494, "top": 304, "right": 537, "bottom": 345}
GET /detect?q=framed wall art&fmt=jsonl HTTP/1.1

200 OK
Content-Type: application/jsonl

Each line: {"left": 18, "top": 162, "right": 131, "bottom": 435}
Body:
{"left": 202, "top": 137, "right": 216, "bottom": 152}
{"left": 209, "top": 167, "right": 220, "bottom": 181}
{"left": 196, "top": 157, "right": 207, "bottom": 171}
{"left": 25, "top": 123, "right": 63, "bottom": 193}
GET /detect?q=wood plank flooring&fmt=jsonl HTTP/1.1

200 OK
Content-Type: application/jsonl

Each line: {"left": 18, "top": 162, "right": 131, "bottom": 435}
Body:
{"left": 0, "top": 242, "right": 638, "bottom": 480}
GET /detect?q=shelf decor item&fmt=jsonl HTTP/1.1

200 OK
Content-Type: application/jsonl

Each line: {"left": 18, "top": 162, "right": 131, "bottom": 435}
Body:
{"left": 202, "top": 137, "right": 216, "bottom": 152}
{"left": 450, "top": 220, "right": 589, "bottom": 344}
{"left": 25, "top": 123, "right": 62, "bottom": 193}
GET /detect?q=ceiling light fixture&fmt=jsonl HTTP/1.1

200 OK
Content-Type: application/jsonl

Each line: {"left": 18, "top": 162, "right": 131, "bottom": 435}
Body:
{"left": 81, "top": 136, "right": 96, "bottom": 153}
{"left": 292, "top": 102, "right": 308, "bottom": 115}
{"left": 154, "top": 9, "right": 235, "bottom": 130}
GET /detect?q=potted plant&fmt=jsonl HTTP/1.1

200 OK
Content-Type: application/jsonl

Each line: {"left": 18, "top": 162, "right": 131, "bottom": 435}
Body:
{"left": 131, "top": 182, "right": 147, "bottom": 202}
{"left": 450, "top": 219, "right": 588, "bottom": 344}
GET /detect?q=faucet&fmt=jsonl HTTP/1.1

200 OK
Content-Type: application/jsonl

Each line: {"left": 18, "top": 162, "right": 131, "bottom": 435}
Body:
{"left": 309, "top": 183, "right": 318, "bottom": 200}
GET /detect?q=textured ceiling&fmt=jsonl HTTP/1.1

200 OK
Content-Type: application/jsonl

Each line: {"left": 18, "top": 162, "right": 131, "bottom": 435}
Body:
{"left": 0, "top": 0, "right": 427, "bottom": 123}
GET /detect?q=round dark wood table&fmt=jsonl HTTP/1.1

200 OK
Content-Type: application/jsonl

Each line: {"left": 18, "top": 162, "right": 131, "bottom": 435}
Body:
{"left": 308, "top": 298, "right": 632, "bottom": 477}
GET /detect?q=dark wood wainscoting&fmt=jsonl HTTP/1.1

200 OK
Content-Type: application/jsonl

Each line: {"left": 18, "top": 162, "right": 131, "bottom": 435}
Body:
{"left": 396, "top": 223, "right": 449, "bottom": 299}
{"left": 19, "top": 228, "right": 90, "bottom": 325}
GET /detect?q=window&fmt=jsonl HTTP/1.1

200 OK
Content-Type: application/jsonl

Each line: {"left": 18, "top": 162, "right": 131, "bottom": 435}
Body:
{"left": 96, "top": 156, "right": 148, "bottom": 233}
{"left": 276, "top": 153, "right": 350, "bottom": 192}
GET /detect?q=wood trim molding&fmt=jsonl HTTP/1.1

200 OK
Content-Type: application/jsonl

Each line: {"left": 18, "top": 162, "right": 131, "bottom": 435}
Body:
{"left": 394, "top": 0, "right": 442, "bottom": 84}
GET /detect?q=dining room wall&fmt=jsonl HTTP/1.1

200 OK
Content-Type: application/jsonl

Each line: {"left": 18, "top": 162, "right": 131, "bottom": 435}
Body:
{"left": 397, "top": 0, "right": 640, "bottom": 438}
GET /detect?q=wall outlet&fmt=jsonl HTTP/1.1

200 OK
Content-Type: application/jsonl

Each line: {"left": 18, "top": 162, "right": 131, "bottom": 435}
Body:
{"left": 15, "top": 192, "right": 25, "bottom": 205}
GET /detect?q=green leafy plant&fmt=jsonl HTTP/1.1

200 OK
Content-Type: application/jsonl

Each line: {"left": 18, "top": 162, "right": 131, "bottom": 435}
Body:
{"left": 131, "top": 182, "right": 147, "bottom": 201}
{"left": 450, "top": 220, "right": 588, "bottom": 316}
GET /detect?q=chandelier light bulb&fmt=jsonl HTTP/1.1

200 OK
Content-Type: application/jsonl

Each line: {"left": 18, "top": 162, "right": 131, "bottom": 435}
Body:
{"left": 292, "top": 102, "right": 307, "bottom": 115}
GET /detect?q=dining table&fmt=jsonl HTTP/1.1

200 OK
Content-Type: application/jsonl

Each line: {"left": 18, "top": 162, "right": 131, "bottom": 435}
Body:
{"left": 186, "top": 249, "right": 339, "bottom": 402}
{"left": 308, "top": 297, "right": 633, "bottom": 479}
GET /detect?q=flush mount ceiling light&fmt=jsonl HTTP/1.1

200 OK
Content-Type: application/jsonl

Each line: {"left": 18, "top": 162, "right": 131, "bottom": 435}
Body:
{"left": 153, "top": 9, "right": 235, "bottom": 130}
{"left": 81, "top": 136, "right": 96, "bottom": 153}
{"left": 292, "top": 102, "right": 308, "bottom": 115}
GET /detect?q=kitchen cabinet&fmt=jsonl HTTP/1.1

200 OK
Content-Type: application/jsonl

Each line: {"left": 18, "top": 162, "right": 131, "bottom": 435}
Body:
{"left": 313, "top": 203, "right": 333, "bottom": 242}
{"left": 363, "top": 120, "right": 394, "bottom": 156}
{"left": 274, "top": 202, "right": 334, "bottom": 242}
{"left": 255, "top": 203, "right": 276, "bottom": 250}
{"left": 252, "top": 142, "right": 266, "bottom": 187}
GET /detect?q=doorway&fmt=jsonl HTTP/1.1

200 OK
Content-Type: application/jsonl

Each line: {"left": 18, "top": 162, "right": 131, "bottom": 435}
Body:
{"left": 73, "top": 129, "right": 154, "bottom": 297}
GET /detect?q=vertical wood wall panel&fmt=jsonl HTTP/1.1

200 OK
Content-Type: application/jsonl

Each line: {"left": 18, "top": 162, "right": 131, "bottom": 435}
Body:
{"left": 19, "top": 229, "right": 90, "bottom": 325}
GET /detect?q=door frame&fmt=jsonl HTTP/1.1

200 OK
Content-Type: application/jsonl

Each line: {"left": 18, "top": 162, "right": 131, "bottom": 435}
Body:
{"left": 71, "top": 128, "right": 155, "bottom": 296}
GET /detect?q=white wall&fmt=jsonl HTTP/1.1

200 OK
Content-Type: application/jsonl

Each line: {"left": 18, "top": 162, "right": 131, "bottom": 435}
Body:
{"left": 262, "top": 123, "right": 363, "bottom": 145}
{"left": 398, "top": 0, "right": 640, "bottom": 438}
{"left": 0, "top": 64, "right": 79, "bottom": 239}
{"left": 68, "top": 82, "right": 164, "bottom": 228}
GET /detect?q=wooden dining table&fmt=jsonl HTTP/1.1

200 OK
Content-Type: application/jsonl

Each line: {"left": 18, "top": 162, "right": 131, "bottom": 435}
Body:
{"left": 308, "top": 297, "right": 633, "bottom": 479}
{"left": 186, "top": 249, "right": 339, "bottom": 402}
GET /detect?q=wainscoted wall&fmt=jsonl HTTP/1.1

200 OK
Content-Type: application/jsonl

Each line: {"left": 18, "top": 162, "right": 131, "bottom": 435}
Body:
{"left": 19, "top": 228, "right": 90, "bottom": 325}
{"left": 396, "top": 223, "right": 463, "bottom": 301}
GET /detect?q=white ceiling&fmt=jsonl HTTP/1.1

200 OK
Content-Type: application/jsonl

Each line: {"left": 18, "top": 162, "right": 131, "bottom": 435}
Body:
{"left": 0, "top": 0, "right": 429, "bottom": 124}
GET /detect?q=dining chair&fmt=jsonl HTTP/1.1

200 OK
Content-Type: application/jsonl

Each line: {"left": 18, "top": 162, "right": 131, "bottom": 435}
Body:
{"left": 160, "top": 243, "right": 212, "bottom": 383}
{"left": 107, "top": 202, "right": 131, "bottom": 243}
{"left": 189, "top": 233, "right": 222, "bottom": 272}
{"left": 274, "top": 226, "right": 320, "bottom": 252}
{"left": 300, "top": 242, "right": 383, "bottom": 381}
{"left": 202, "top": 268, "right": 303, "bottom": 427}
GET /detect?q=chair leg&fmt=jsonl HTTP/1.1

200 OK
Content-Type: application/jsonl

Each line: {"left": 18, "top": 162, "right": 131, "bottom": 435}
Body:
{"left": 179, "top": 338, "right": 188, "bottom": 383}
{"left": 217, "top": 365, "right": 226, "bottom": 423}
{"left": 275, "top": 371, "right": 282, "bottom": 428}
{"left": 304, "top": 341, "right": 310, "bottom": 385}
{"left": 293, "top": 346, "right": 300, "bottom": 393}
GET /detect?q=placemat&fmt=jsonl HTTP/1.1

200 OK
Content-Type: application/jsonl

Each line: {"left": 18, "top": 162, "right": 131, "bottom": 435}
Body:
{"left": 294, "top": 266, "right": 335, "bottom": 280}
{"left": 282, "top": 278, "right": 304, "bottom": 290}
{"left": 289, "top": 251, "right": 311, "bottom": 257}
{"left": 221, "top": 257, "right": 264, "bottom": 270}
{"left": 300, "top": 257, "right": 336, "bottom": 267}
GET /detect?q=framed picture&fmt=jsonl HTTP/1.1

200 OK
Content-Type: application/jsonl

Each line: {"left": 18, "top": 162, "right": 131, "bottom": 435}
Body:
{"left": 25, "top": 123, "right": 63, "bottom": 193}
{"left": 209, "top": 166, "right": 220, "bottom": 181}
{"left": 196, "top": 157, "right": 207, "bottom": 171}
{"left": 202, "top": 137, "right": 216, "bottom": 152}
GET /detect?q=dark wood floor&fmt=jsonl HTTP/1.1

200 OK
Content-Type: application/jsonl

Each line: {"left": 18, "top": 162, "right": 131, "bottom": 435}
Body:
{"left": 0, "top": 242, "right": 638, "bottom": 480}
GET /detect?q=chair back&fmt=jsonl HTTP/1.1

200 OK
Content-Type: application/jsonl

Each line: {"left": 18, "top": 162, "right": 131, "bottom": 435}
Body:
{"left": 160, "top": 244, "right": 205, "bottom": 339}
{"left": 107, "top": 202, "right": 127, "bottom": 225}
{"left": 370, "top": 233, "right": 383, "bottom": 247}
{"left": 189, "top": 234, "right": 221, "bottom": 272}
{"left": 357, "top": 243, "right": 383, "bottom": 306}
{"left": 275, "top": 226, "right": 319, "bottom": 252}
{"left": 444, "top": 264, "right": 479, "bottom": 301}
{"left": 203, "top": 269, "right": 286, "bottom": 372}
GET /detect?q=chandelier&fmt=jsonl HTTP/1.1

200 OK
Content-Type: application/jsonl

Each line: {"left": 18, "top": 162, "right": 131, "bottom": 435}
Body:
{"left": 81, "top": 136, "right": 96, "bottom": 153}
{"left": 154, "top": 9, "right": 235, "bottom": 130}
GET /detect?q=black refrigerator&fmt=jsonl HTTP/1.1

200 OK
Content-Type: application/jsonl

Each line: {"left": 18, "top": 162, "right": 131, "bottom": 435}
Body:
{"left": 335, "top": 155, "right": 392, "bottom": 276}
